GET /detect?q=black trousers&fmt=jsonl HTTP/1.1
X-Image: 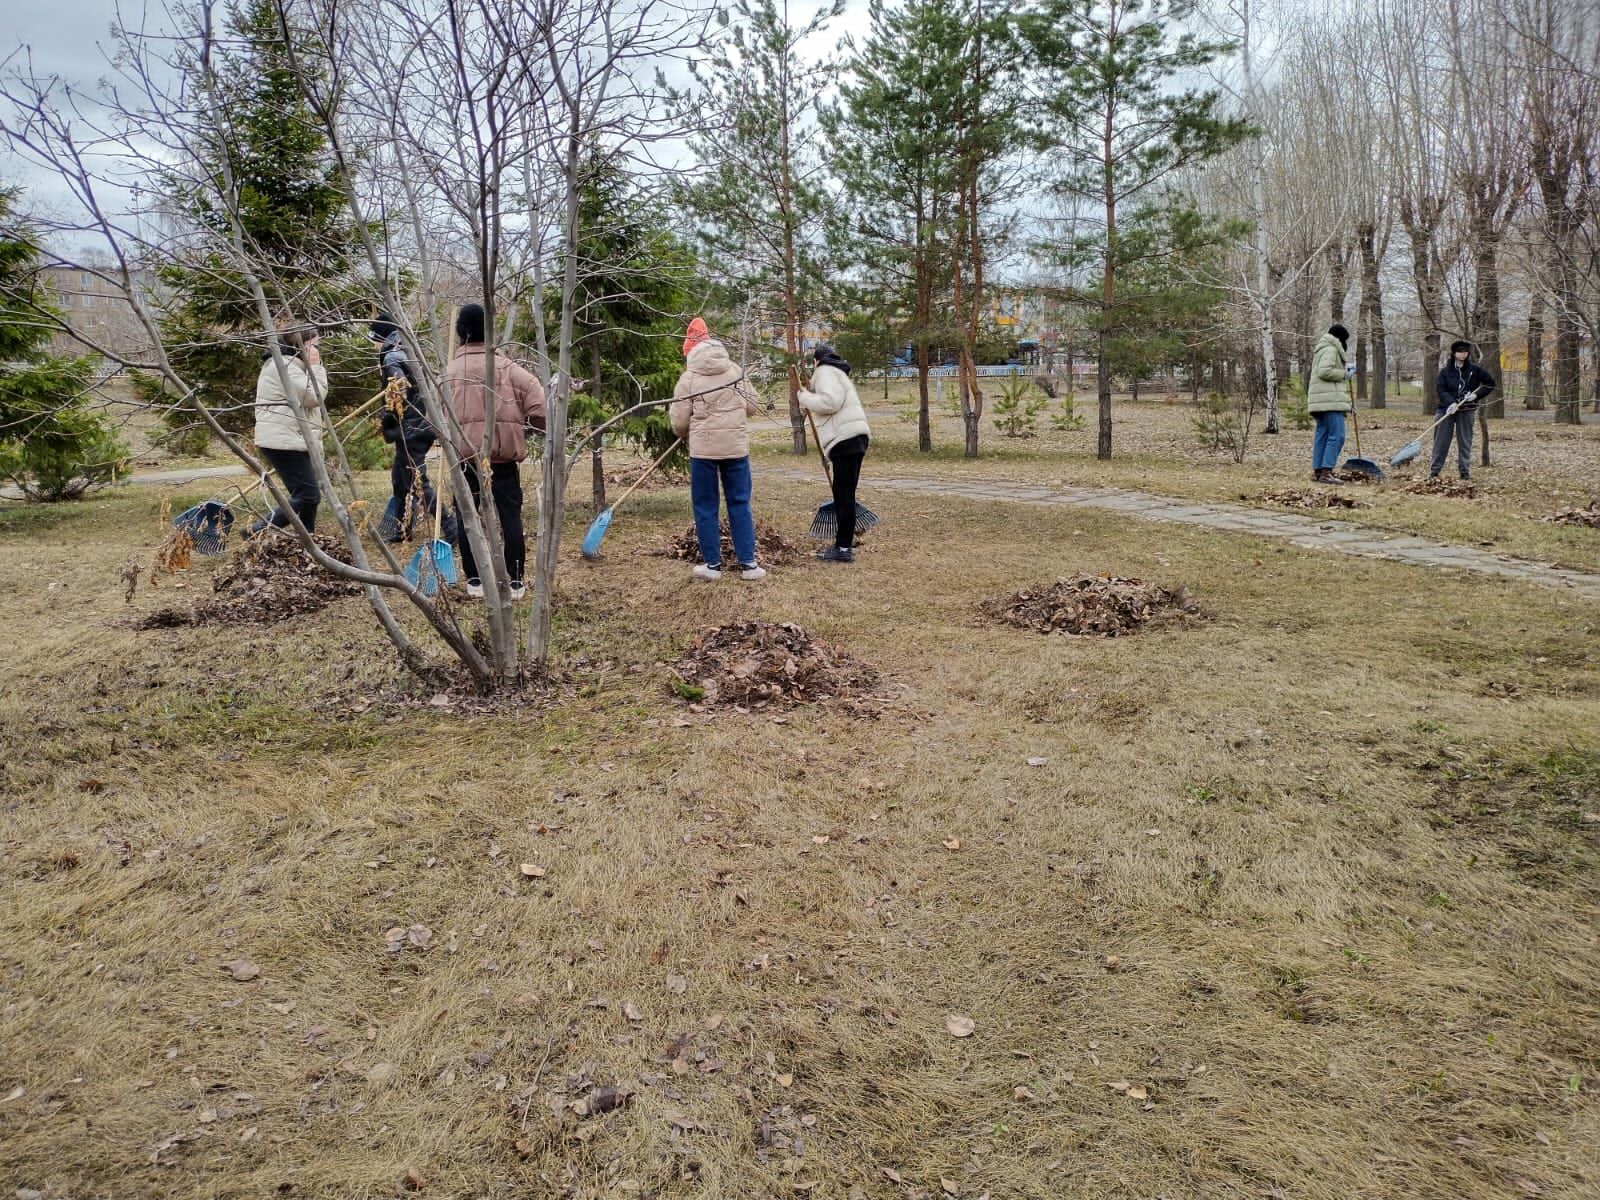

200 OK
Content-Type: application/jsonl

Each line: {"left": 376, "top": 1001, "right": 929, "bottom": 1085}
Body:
{"left": 260, "top": 447, "right": 320, "bottom": 533}
{"left": 828, "top": 434, "right": 869, "bottom": 549}
{"left": 1429, "top": 407, "right": 1475, "bottom": 478}
{"left": 457, "top": 460, "right": 526, "bottom": 585}
{"left": 389, "top": 438, "right": 436, "bottom": 528}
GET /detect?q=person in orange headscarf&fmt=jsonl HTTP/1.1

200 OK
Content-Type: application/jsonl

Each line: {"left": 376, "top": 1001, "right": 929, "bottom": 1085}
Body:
{"left": 669, "top": 318, "right": 767, "bottom": 581}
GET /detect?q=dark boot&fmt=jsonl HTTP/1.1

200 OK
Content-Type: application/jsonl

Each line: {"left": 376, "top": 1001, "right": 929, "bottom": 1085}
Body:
{"left": 817, "top": 545, "right": 854, "bottom": 563}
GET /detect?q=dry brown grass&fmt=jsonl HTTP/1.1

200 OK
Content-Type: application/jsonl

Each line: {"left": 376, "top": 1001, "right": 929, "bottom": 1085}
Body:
{"left": 795, "top": 383, "right": 1600, "bottom": 575}
{"left": 2, "top": 461, "right": 1598, "bottom": 1200}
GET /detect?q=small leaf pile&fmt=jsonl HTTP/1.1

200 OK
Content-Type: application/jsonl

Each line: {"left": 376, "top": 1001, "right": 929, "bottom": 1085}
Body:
{"left": 1543, "top": 502, "right": 1600, "bottom": 528}
{"left": 138, "top": 534, "right": 361, "bottom": 628}
{"left": 1402, "top": 476, "right": 1479, "bottom": 499}
{"left": 659, "top": 520, "right": 804, "bottom": 566}
{"left": 981, "top": 575, "right": 1201, "bottom": 638}
{"left": 1249, "top": 488, "right": 1366, "bottom": 510}
{"left": 673, "top": 621, "right": 882, "bottom": 709}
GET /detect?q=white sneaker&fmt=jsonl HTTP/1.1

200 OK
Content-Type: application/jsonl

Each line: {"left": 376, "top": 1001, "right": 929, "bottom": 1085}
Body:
{"left": 692, "top": 563, "right": 722, "bottom": 582}
{"left": 739, "top": 564, "right": 767, "bottom": 581}
{"left": 508, "top": 581, "right": 527, "bottom": 601}
{"left": 466, "top": 579, "right": 484, "bottom": 598}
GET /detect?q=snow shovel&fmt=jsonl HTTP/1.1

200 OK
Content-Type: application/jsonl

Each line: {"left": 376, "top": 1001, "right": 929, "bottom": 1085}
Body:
{"left": 581, "top": 437, "right": 682, "bottom": 560}
{"left": 804, "top": 411, "right": 879, "bottom": 541}
{"left": 1340, "top": 380, "right": 1385, "bottom": 480}
{"left": 403, "top": 480, "right": 456, "bottom": 597}
{"left": 1389, "top": 390, "right": 1482, "bottom": 467}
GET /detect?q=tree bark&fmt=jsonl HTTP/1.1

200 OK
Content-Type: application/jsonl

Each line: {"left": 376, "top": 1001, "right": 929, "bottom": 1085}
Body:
{"left": 1525, "top": 290, "right": 1545, "bottom": 409}
{"left": 1357, "top": 222, "right": 1387, "bottom": 410}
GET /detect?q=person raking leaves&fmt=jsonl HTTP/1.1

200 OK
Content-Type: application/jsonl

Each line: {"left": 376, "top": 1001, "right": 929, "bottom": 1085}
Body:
{"left": 797, "top": 343, "right": 871, "bottom": 562}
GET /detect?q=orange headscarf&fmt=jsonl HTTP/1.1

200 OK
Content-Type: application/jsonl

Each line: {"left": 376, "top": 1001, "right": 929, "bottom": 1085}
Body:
{"left": 682, "top": 317, "right": 710, "bottom": 357}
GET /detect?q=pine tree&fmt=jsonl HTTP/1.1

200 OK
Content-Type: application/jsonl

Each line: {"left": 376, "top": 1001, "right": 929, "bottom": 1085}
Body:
{"left": 675, "top": 0, "right": 842, "bottom": 454}
{"left": 554, "top": 155, "right": 700, "bottom": 507}
{"left": 0, "top": 189, "right": 128, "bottom": 500}
{"left": 1024, "top": 0, "right": 1253, "bottom": 459}
{"left": 829, "top": 0, "right": 965, "bottom": 452}
{"left": 141, "top": 0, "right": 364, "bottom": 443}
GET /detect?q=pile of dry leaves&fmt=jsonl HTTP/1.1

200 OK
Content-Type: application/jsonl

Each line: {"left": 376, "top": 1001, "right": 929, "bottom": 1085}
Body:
{"left": 1328, "top": 468, "right": 1382, "bottom": 485}
{"left": 1248, "top": 488, "right": 1366, "bottom": 510}
{"left": 1403, "top": 476, "right": 1479, "bottom": 499}
{"left": 138, "top": 534, "right": 362, "bottom": 629}
{"left": 672, "top": 621, "right": 883, "bottom": 709}
{"left": 981, "top": 575, "right": 1202, "bottom": 638}
{"left": 1543, "top": 502, "right": 1600, "bottom": 528}
{"left": 658, "top": 520, "right": 804, "bottom": 566}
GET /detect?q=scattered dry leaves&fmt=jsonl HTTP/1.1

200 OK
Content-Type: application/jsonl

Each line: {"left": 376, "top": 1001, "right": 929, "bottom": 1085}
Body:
{"left": 1249, "top": 488, "right": 1366, "bottom": 509}
{"left": 138, "top": 534, "right": 361, "bottom": 629}
{"left": 1403, "top": 476, "right": 1480, "bottom": 499}
{"left": 1543, "top": 502, "right": 1600, "bottom": 528}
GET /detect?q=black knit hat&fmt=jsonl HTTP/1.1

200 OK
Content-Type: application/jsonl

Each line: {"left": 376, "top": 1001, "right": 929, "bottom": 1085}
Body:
{"left": 369, "top": 312, "right": 399, "bottom": 341}
{"left": 1329, "top": 323, "right": 1350, "bottom": 347}
{"left": 1450, "top": 339, "right": 1473, "bottom": 355}
{"left": 455, "top": 303, "right": 486, "bottom": 345}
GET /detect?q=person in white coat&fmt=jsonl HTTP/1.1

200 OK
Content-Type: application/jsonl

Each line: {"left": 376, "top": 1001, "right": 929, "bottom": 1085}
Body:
{"left": 798, "top": 344, "right": 871, "bottom": 562}
{"left": 251, "top": 326, "right": 329, "bottom": 534}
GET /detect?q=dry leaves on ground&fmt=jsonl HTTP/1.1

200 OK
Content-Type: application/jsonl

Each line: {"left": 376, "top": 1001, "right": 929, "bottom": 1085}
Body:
{"left": 1543, "top": 502, "right": 1600, "bottom": 528}
{"left": 137, "top": 534, "right": 361, "bottom": 628}
{"left": 672, "top": 620, "right": 885, "bottom": 710}
{"left": 980, "top": 575, "right": 1201, "bottom": 638}
{"left": 605, "top": 461, "right": 689, "bottom": 490}
{"left": 1402, "top": 476, "right": 1480, "bottom": 499}
{"left": 656, "top": 520, "right": 805, "bottom": 566}
{"left": 1248, "top": 488, "right": 1366, "bottom": 510}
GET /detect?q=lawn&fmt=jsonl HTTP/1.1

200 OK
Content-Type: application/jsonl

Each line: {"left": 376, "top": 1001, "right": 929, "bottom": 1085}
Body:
{"left": 1, "top": 397, "right": 1597, "bottom": 1199}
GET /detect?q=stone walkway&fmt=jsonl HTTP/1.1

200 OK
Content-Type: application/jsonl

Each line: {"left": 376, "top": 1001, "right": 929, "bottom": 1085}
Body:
{"left": 772, "top": 468, "right": 1600, "bottom": 600}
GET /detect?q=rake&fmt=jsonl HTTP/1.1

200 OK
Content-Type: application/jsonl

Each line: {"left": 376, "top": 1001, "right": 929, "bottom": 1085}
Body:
{"left": 800, "top": 382, "right": 878, "bottom": 541}
{"left": 581, "top": 437, "right": 682, "bottom": 560}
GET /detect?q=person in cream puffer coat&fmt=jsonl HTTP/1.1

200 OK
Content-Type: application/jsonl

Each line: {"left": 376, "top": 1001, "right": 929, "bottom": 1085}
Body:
{"left": 798, "top": 344, "right": 871, "bottom": 561}
{"left": 252, "top": 326, "right": 329, "bottom": 533}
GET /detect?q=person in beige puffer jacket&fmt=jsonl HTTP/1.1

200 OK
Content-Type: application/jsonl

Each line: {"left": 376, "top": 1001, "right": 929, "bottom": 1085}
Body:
{"left": 670, "top": 317, "right": 766, "bottom": 581}
{"left": 251, "top": 326, "right": 329, "bottom": 535}
{"left": 798, "top": 343, "right": 871, "bottom": 562}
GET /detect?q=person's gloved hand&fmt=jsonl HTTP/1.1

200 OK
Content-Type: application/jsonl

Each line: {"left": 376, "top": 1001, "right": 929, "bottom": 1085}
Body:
{"left": 1345, "top": 362, "right": 1358, "bottom": 379}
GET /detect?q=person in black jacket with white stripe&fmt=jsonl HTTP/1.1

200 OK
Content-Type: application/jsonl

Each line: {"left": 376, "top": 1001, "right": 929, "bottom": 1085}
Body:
{"left": 1431, "top": 340, "right": 1496, "bottom": 481}
{"left": 370, "top": 314, "right": 437, "bottom": 542}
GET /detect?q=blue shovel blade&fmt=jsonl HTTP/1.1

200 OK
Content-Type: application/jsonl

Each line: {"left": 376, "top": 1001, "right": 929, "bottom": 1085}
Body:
{"left": 1389, "top": 440, "right": 1421, "bottom": 466}
{"left": 405, "top": 540, "right": 457, "bottom": 597}
{"left": 581, "top": 507, "right": 614, "bottom": 559}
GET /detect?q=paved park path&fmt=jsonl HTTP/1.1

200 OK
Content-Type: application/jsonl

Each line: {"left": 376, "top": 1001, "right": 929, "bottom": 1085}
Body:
{"left": 770, "top": 467, "right": 1600, "bottom": 601}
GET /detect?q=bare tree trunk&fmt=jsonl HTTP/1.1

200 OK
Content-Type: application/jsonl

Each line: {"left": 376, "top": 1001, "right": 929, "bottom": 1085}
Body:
{"left": 590, "top": 337, "right": 605, "bottom": 509}
{"left": 1356, "top": 222, "right": 1387, "bottom": 410}
{"left": 1525, "top": 290, "right": 1546, "bottom": 409}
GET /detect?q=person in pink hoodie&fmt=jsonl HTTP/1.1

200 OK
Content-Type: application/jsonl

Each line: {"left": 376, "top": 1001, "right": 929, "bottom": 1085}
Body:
{"left": 669, "top": 318, "right": 767, "bottom": 581}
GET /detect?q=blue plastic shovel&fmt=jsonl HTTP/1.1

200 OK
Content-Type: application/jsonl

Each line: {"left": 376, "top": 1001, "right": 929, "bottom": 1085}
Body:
{"left": 404, "top": 485, "right": 456, "bottom": 597}
{"left": 581, "top": 438, "right": 683, "bottom": 560}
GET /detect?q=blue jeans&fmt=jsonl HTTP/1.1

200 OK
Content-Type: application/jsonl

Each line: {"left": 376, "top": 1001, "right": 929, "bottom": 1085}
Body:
{"left": 690, "top": 456, "right": 756, "bottom": 568}
{"left": 1312, "top": 412, "right": 1346, "bottom": 470}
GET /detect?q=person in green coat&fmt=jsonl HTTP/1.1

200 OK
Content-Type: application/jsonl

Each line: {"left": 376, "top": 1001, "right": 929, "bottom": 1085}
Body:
{"left": 1307, "top": 323, "right": 1355, "bottom": 483}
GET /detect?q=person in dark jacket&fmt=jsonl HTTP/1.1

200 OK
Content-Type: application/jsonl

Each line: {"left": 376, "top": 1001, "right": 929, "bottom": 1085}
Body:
{"left": 1431, "top": 340, "right": 1496, "bottom": 480}
{"left": 370, "top": 314, "right": 438, "bottom": 543}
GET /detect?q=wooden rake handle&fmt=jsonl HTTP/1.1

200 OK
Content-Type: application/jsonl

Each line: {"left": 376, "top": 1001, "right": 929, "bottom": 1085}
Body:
{"left": 611, "top": 438, "right": 683, "bottom": 512}
{"left": 793, "top": 366, "right": 832, "bottom": 486}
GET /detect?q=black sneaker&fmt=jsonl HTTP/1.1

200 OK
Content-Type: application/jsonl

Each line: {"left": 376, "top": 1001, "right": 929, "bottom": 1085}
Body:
{"left": 817, "top": 546, "right": 854, "bottom": 563}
